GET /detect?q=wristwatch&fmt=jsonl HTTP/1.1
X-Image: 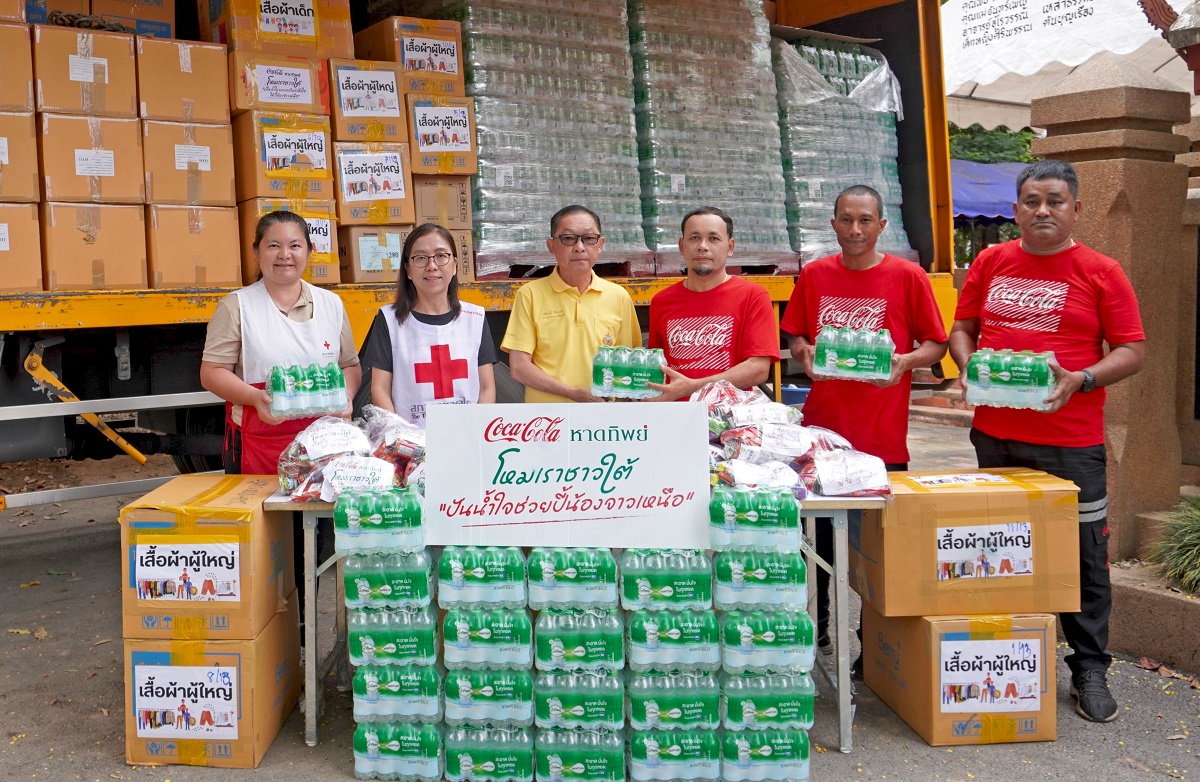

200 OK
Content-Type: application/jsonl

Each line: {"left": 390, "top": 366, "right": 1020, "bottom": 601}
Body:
{"left": 1079, "top": 369, "right": 1096, "bottom": 393}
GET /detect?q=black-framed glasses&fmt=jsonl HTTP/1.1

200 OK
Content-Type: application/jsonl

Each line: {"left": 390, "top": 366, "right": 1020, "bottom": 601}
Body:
{"left": 554, "top": 233, "right": 602, "bottom": 246}
{"left": 409, "top": 252, "right": 454, "bottom": 268}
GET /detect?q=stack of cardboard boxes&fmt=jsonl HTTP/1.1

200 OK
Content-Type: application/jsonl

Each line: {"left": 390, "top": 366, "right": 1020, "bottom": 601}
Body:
{"left": 851, "top": 469, "right": 1082, "bottom": 746}
{"left": 0, "top": 13, "right": 41, "bottom": 292}
{"left": 25, "top": 1, "right": 175, "bottom": 37}
{"left": 120, "top": 475, "right": 300, "bottom": 768}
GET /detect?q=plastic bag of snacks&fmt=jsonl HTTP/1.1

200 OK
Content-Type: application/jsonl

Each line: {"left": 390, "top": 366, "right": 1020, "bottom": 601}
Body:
{"left": 360, "top": 404, "right": 426, "bottom": 482}
{"left": 720, "top": 423, "right": 817, "bottom": 464}
{"left": 277, "top": 416, "right": 372, "bottom": 498}
{"left": 691, "top": 381, "right": 771, "bottom": 439}
{"left": 714, "top": 458, "right": 801, "bottom": 490}
{"left": 807, "top": 425, "right": 854, "bottom": 453}
{"left": 813, "top": 449, "right": 892, "bottom": 497}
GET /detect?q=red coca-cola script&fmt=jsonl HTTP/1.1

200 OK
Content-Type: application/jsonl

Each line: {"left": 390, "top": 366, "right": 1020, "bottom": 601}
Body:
{"left": 484, "top": 416, "right": 564, "bottom": 443}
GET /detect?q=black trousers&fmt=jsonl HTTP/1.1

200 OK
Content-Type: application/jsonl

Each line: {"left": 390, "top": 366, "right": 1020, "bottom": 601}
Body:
{"left": 969, "top": 428, "right": 1111, "bottom": 676}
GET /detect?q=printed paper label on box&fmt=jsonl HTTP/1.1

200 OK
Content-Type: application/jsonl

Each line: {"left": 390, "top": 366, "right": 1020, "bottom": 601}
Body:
{"left": 262, "top": 131, "right": 327, "bottom": 173}
{"left": 496, "top": 165, "right": 515, "bottom": 187}
{"left": 174, "top": 144, "right": 212, "bottom": 172}
{"left": 909, "top": 473, "right": 1012, "bottom": 488}
{"left": 338, "top": 70, "right": 401, "bottom": 117}
{"left": 940, "top": 638, "right": 1041, "bottom": 713}
{"left": 670, "top": 174, "right": 686, "bottom": 194}
{"left": 258, "top": 0, "right": 316, "bottom": 38}
{"left": 133, "top": 539, "right": 241, "bottom": 602}
{"left": 358, "top": 233, "right": 401, "bottom": 272}
{"left": 134, "top": 664, "right": 239, "bottom": 739}
{"left": 0, "top": 137, "right": 8, "bottom": 165}
{"left": 402, "top": 36, "right": 459, "bottom": 75}
{"left": 75, "top": 149, "right": 115, "bottom": 177}
{"left": 256, "top": 64, "right": 313, "bottom": 105}
{"left": 412, "top": 106, "right": 472, "bottom": 153}
{"left": 936, "top": 522, "right": 1032, "bottom": 581}
{"left": 339, "top": 152, "right": 405, "bottom": 202}
{"left": 305, "top": 217, "right": 333, "bottom": 256}
{"left": 68, "top": 55, "right": 109, "bottom": 84}
{"left": 0, "top": 224, "right": 9, "bottom": 252}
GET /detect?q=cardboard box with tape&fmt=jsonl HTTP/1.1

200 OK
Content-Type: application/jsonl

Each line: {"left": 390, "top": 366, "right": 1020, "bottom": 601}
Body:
{"left": 863, "top": 606, "right": 1057, "bottom": 746}
{"left": 33, "top": 24, "right": 138, "bottom": 118}
{"left": 24, "top": 0, "right": 85, "bottom": 24}
{"left": 137, "top": 38, "right": 230, "bottom": 124}
{"left": 0, "top": 22, "right": 33, "bottom": 112}
{"left": 228, "top": 51, "right": 330, "bottom": 117}
{"left": 41, "top": 202, "right": 147, "bottom": 290}
{"left": 329, "top": 58, "right": 406, "bottom": 143}
{"left": 411, "top": 174, "right": 471, "bottom": 229}
{"left": 213, "top": 0, "right": 353, "bottom": 60}
{"left": 142, "top": 121, "right": 236, "bottom": 207}
{"left": 0, "top": 202, "right": 42, "bottom": 291}
{"left": 353, "top": 16, "right": 465, "bottom": 98}
{"left": 338, "top": 223, "right": 410, "bottom": 284}
{"left": 91, "top": 0, "right": 175, "bottom": 38}
{"left": 405, "top": 94, "right": 476, "bottom": 175}
{"left": 850, "top": 469, "right": 1081, "bottom": 617}
{"left": 332, "top": 141, "right": 414, "bottom": 226}
{"left": 40, "top": 114, "right": 145, "bottom": 203}
{"left": 0, "top": 0, "right": 23, "bottom": 21}
{"left": 232, "top": 111, "right": 332, "bottom": 202}
{"left": 0, "top": 111, "right": 39, "bottom": 202}
{"left": 147, "top": 205, "right": 242, "bottom": 289}
{"left": 449, "top": 227, "right": 474, "bottom": 282}
{"left": 238, "top": 197, "right": 339, "bottom": 285}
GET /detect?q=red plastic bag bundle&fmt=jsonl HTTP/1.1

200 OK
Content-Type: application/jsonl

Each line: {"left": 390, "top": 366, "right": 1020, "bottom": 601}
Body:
{"left": 361, "top": 405, "right": 427, "bottom": 483}
{"left": 806, "top": 425, "right": 854, "bottom": 453}
{"left": 277, "top": 416, "right": 372, "bottom": 499}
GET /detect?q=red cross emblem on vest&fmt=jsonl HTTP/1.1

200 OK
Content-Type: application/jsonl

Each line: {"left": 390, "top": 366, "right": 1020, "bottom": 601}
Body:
{"left": 414, "top": 344, "right": 469, "bottom": 399}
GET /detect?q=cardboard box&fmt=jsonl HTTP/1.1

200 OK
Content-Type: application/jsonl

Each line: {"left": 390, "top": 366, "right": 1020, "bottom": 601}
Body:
{"left": 237, "top": 198, "right": 338, "bottom": 285}
{"left": 0, "top": 112, "right": 39, "bottom": 202}
{"left": 91, "top": 0, "right": 175, "bottom": 38}
{"left": 24, "top": 0, "right": 85, "bottom": 24}
{"left": 353, "top": 16, "right": 465, "bottom": 98}
{"left": 213, "top": 0, "right": 353, "bottom": 60}
{"left": 411, "top": 174, "right": 471, "bottom": 229}
{"left": 41, "top": 202, "right": 147, "bottom": 289}
{"left": 849, "top": 469, "right": 1081, "bottom": 617}
{"left": 332, "top": 141, "right": 414, "bottom": 226}
{"left": 329, "top": 58, "right": 406, "bottom": 143}
{"left": 118, "top": 474, "right": 295, "bottom": 638}
{"left": 124, "top": 591, "right": 301, "bottom": 768}
{"left": 142, "top": 121, "right": 236, "bottom": 206}
{"left": 147, "top": 205, "right": 242, "bottom": 288}
{"left": 40, "top": 114, "right": 145, "bottom": 203}
{"left": 405, "top": 94, "right": 477, "bottom": 175}
{"left": 0, "top": 0, "right": 23, "bottom": 21}
{"left": 33, "top": 24, "right": 138, "bottom": 117}
{"left": 337, "top": 223, "right": 410, "bottom": 284}
{"left": 863, "top": 606, "right": 1057, "bottom": 746}
{"left": 232, "top": 111, "right": 332, "bottom": 202}
{"left": 0, "top": 23, "right": 33, "bottom": 111}
{"left": 449, "top": 227, "right": 473, "bottom": 282}
{"left": 228, "top": 51, "right": 330, "bottom": 116}
{"left": 0, "top": 202, "right": 42, "bottom": 291}
{"left": 137, "top": 38, "right": 230, "bottom": 123}
{"left": 196, "top": 0, "right": 221, "bottom": 42}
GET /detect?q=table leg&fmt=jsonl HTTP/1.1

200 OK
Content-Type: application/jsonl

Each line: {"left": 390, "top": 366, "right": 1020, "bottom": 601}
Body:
{"left": 335, "top": 557, "right": 350, "bottom": 691}
{"left": 831, "top": 509, "right": 855, "bottom": 753}
{"left": 303, "top": 510, "right": 318, "bottom": 747}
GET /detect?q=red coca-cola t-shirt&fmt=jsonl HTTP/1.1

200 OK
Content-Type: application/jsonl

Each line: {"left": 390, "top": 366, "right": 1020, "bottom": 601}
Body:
{"left": 954, "top": 240, "right": 1145, "bottom": 447}
{"left": 649, "top": 276, "right": 779, "bottom": 386}
{"left": 780, "top": 254, "right": 948, "bottom": 464}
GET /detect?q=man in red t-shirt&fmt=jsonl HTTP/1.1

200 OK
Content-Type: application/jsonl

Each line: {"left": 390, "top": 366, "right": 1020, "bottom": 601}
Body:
{"left": 781, "top": 184, "right": 948, "bottom": 675}
{"left": 950, "top": 159, "right": 1146, "bottom": 724}
{"left": 647, "top": 207, "right": 779, "bottom": 400}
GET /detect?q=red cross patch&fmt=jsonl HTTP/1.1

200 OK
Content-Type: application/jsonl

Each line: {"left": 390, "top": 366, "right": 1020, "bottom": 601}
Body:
{"left": 414, "top": 344, "right": 469, "bottom": 399}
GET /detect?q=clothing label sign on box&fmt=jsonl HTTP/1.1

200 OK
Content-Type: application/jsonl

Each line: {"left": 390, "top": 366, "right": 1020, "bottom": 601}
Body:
{"left": 256, "top": 64, "right": 313, "bottom": 105}
{"left": 412, "top": 106, "right": 472, "bottom": 154}
{"left": 262, "top": 131, "right": 327, "bottom": 172}
{"left": 936, "top": 523, "right": 1032, "bottom": 581}
{"left": 68, "top": 55, "right": 109, "bottom": 84}
{"left": 133, "top": 539, "right": 241, "bottom": 602}
{"left": 339, "top": 71, "right": 401, "bottom": 117}
{"left": 75, "top": 149, "right": 115, "bottom": 177}
{"left": 940, "top": 638, "right": 1041, "bottom": 713}
{"left": 359, "top": 234, "right": 401, "bottom": 272}
{"left": 909, "top": 473, "right": 1012, "bottom": 489}
{"left": 403, "top": 36, "right": 460, "bottom": 74}
{"left": 339, "top": 152, "right": 406, "bottom": 202}
{"left": 133, "top": 665, "right": 239, "bottom": 740}
{"left": 174, "top": 144, "right": 212, "bottom": 172}
{"left": 259, "top": 0, "right": 317, "bottom": 39}
{"left": 305, "top": 217, "right": 333, "bottom": 256}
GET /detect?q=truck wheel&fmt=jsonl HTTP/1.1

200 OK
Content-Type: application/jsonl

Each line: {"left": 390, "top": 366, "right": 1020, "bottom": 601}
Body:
{"left": 171, "top": 406, "right": 224, "bottom": 474}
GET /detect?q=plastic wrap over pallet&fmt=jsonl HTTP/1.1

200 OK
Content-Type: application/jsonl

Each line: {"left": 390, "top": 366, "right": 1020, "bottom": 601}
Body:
{"left": 628, "top": 0, "right": 796, "bottom": 273}
{"left": 404, "top": 0, "right": 651, "bottom": 277}
{"left": 772, "top": 37, "right": 918, "bottom": 264}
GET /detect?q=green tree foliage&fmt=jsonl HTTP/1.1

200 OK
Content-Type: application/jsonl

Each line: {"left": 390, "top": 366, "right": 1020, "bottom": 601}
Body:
{"left": 949, "top": 122, "right": 1037, "bottom": 163}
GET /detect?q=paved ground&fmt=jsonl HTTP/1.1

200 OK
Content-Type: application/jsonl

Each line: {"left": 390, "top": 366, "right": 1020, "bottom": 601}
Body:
{"left": 1, "top": 423, "right": 1197, "bottom": 781}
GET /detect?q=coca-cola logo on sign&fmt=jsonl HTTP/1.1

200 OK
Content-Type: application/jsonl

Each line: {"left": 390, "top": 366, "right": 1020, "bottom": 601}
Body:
{"left": 484, "top": 416, "right": 563, "bottom": 443}
{"left": 818, "top": 296, "right": 887, "bottom": 331}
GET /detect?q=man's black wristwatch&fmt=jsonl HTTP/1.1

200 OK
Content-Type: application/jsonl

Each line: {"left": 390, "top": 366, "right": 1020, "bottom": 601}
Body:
{"left": 1079, "top": 369, "right": 1096, "bottom": 393}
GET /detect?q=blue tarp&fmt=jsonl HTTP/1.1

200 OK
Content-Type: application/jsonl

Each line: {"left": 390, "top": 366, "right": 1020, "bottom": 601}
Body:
{"left": 951, "top": 159, "right": 1026, "bottom": 220}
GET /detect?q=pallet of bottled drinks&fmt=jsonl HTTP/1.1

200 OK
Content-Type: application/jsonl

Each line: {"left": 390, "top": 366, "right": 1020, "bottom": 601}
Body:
{"left": 334, "top": 481, "right": 816, "bottom": 782}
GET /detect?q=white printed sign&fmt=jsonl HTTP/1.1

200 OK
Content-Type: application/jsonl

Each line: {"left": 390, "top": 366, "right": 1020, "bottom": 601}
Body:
{"left": 256, "top": 64, "right": 313, "bottom": 105}
{"left": 412, "top": 105, "right": 472, "bottom": 153}
{"left": 937, "top": 523, "right": 1033, "bottom": 581}
{"left": 134, "top": 540, "right": 241, "bottom": 602}
{"left": 425, "top": 403, "right": 710, "bottom": 547}
{"left": 495, "top": 165, "right": 515, "bottom": 187}
{"left": 319, "top": 455, "right": 397, "bottom": 502}
{"left": 909, "top": 472, "right": 1012, "bottom": 488}
{"left": 670, "top": 174, "right": 686, "bottom": 194}
{"left": 305, "top": 217, "right": 333, "bottom": 255}
{"left": 258, "top": 0, "right": 316, "bottom": 38}
{"left": 75, "top": 149, "right": 115, "bottom": 177}
{"left": 338, "top": 151, "right": 406, "bottom": 202}
{"left": 0, "top": 224, "right": 9, "bottom": 252}
{"left": 295, "top": 420, "right": 369, "bottom": 460}
{"left": 402, "top": 35, "right": 459, "bottom": 74}
{"left": 174, "top": 144, "right": 212, "bottom": 172}
{"left": 0, "top": 137, "right": 8, "bottom": 165}
{"left": 134, "top": 665, "right": 238, "bottom": 739}
{"left": 940, "top": 638, "right": 1041, "bottom": 713}
{"left": 68, "top": 54, "right": 108, "bottom": 83}
{"left": 358, "top": 233, "right": 401, "bottom": 271}
{"left": 338, "top": 69, "right": 401, "bottom": 117}
{"left": 262, "top": 131, "right": 327, "bottom": 172}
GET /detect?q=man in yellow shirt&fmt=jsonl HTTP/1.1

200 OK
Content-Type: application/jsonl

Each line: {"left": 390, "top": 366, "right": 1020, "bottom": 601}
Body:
{"left": 501, "top": 205, "right": 641, "bottom": 403}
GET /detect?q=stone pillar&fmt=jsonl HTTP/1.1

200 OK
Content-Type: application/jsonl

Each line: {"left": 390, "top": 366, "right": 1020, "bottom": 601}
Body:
{"left": 1030, "top": 54, "right": 1190, "bottom": 560}
{"left": 1174, "top": 114, "right": 1200, "bottom": 471}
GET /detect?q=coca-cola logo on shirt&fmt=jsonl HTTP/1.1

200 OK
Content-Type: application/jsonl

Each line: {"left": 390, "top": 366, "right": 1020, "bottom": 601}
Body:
{"left": 666, "top": 316, "right": 735, "bottom": 371}
{"left": 484, "top": 416, "right": 563, "bottom": 443}
{"left": 984, "top": 275, "right": 1069, "bottom": 333}
{"left": 818, "top": 296, "right": 887, "bottom": 330}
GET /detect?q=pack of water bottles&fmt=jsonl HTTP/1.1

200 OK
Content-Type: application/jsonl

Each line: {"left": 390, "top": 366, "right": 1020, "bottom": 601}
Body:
{"left": 811, "top": 326, "right": 896, "bottom": 381}
{"left": 267, "top": 363, "right": 349, "bottom": 419}
{"left": 708, "top": 485, "right": 801, "bottom": 551}
{"left": 591, "top": 346, "right": 667, "bottom": 399}
{"left": 965, "top": 348, "right": 1059, "bottom": 411}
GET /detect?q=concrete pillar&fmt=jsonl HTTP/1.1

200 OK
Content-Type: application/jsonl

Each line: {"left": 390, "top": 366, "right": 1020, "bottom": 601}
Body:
{"left": 1174, "top": 113, "right": 1200, "bottom": 472}
{"left": 1030, "top": 53, "right": 1190, "bottom": 560}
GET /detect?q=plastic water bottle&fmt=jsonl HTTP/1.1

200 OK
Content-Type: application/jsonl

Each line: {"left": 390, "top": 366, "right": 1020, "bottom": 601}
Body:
{"left": 438, "top": 546, "right": 528, "bottom": 609}
{"left": 534, "top": 671, "right": 625, "bottom": 731}
{"left": 287, "top": 364, "right": 310, "bottom": 415}
{"left": 964, "top": 348, "right": 994, "bottom": 407}
{"left": 535, "top": 728, "right": 625, "bottom": 782}
{"left": 344, "top": 550, "right": 433, "bottom": 610}
{"left": 348, "top": 606, "right": 439, "bottom": 668}
{"left": 628, "top": 729, "right": 721, "bottom": 782}
{"left": 720, "top": 671, "right": 815, "bottom": 730}
{"left": 626, "top": 609, "right": 721, "bottom": 672}
{"left": 707, "top": 486, "right": 737, "bottom": 549}
{"left": 444, "top": 726, "right": 534, "bottom": 782}
{"left": 591, "top": 346, "right": 614, "bottom": 397}
{"left": 535, "top": 607, "right": 624, "bottom": 672}
{"left": 327, "top": 362, "right": 348, "bottom": 411}
{"left": 620, "top": 550, "right": 713, "bottom": 611}
{"left": 875, "top": 329, "right": 895, "bottom": 381}
{"left": 627, "top": 671, "right": 720, "bottom": 731}
{"left": 443, "top": 607, "right": 533, "bottom": 670}
{"left": 813, "top": 325, "right": 838, "bottom": 376}
{"left": 647, "top": 348, "right": 666, "bottom": 395}
{"left": 527, "top": 548, "right": 618, "bottom": 610}
{"left": 720, "top": 610, "right": 815, "bottom": 674}
{"left": 444, "top": 668, "right": 535, "bottom": 728}
{"left": 353, "top": 721, "right": 443, "bottom": 782}
{"left": 992, "top": 349, "right": 1015, "bottom": 407}
{"left": 308, "top": 362, "right": 331, "bottom": 411}
{"left": 268, "top": 365, "right": 293, "bottom": 417}
{"left": 611, "top": 347, "right": 634, "bottom": 398}
{"left": 353, "top": 664, "right": 443, "bottom": 724}
{"left": 714, "top": 550, "right": 808, "bottom": 611}
{"left": 720, "top": 729, "right": 810, "bottom": 781}
{"left": 835, "top": 328, "right": 857, "bottom": 376}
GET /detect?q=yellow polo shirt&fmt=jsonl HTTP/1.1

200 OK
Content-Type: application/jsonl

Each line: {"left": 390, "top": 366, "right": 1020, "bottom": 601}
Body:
{"left": 501, "top": 268, "right": 641, "bottom": 403}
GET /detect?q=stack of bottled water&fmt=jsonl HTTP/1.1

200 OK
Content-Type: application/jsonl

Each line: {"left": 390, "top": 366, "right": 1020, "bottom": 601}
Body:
{"left": 403, "top": 0, "right": 650, "bottom": 276}
{"left": 268, "top": 363, "right": 349, "bottom": 419}
{"left": 591, "top": 346, "right": 667, "bottom": 399}
{"left": 965, "top": 348, "right": 1059, "bottom": 411}
{"left": 773, "top": 35, "right": 917, "bottom": 263}
{"left": 627, "top": 0, "right": 795, "bottom": 271}
{"left": 811, "top": 325, "right": 897, "bottom": 382}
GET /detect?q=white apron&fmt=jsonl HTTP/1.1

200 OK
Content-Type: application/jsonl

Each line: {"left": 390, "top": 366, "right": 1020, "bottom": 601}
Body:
{"left": 382, "top": 302, "right": 484, "bottom": 426}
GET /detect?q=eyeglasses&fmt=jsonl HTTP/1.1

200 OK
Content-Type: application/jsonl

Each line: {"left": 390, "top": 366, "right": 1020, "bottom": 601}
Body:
{"left": 409, "top": 252, "right": 454, "bottom": 268}
{"left": 553, "top": 234, "right": 602, "bottom": 246}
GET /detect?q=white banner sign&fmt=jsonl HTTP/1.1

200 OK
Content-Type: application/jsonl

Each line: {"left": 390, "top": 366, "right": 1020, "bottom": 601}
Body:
{"left": 424, "top": 403, "right": 710, "bottom": 547}
{"left": 936, "top": 522, "right": 1033, "bottom": 580}
{"left": 940, "top": 638, "right": 1042, "bottom": 713}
